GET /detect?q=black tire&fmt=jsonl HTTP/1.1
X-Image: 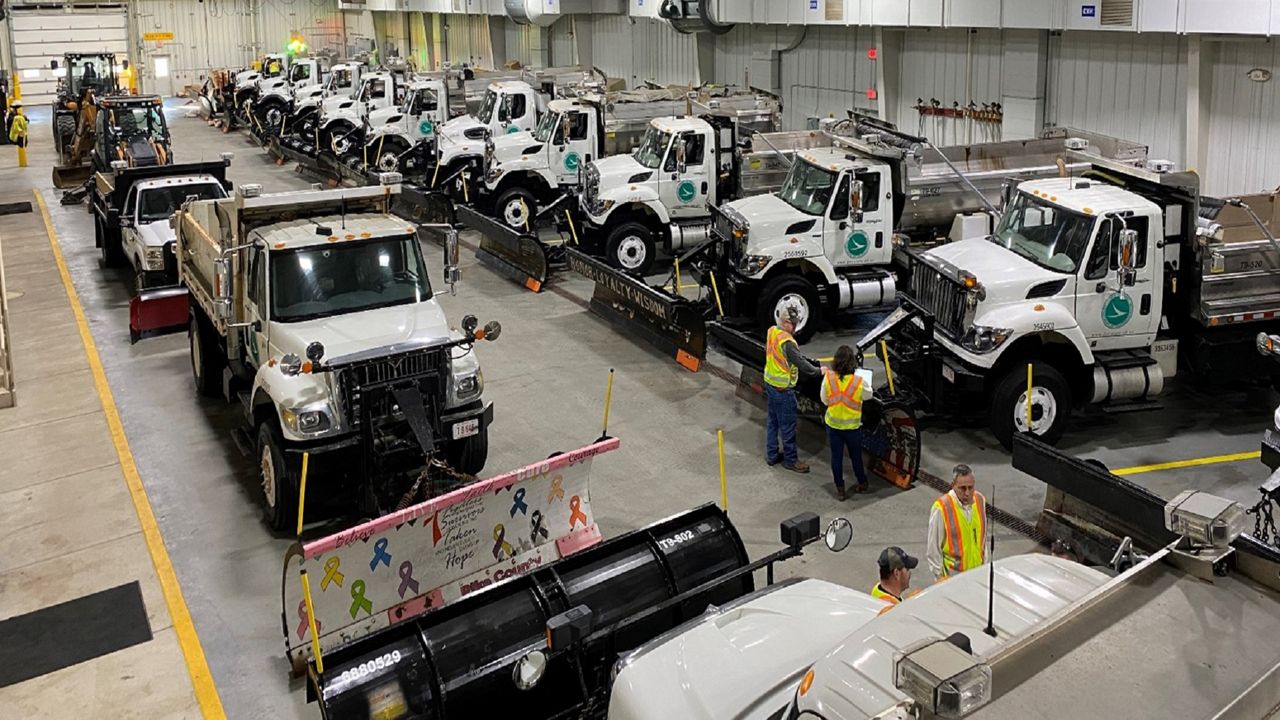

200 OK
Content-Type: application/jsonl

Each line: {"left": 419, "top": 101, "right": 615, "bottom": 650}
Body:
{"left": 257, "top": 421, "right": 298, "bottom": 532}
{"left": 369, "top": 136, "right": 409, "bottom": 174}
{"left": 98, "top": 216, "right": 125, "bottom": 267}
{"left": 55, "top": 114, "right": 75, "bottom": 150}
{"left": 494, "top": 186, "right": 538, "bottom": 230}
{"left": 189, "top": 313, "right": 222, "bottom": 398}
{"left": 326, "top": 123, "right": 361, "bottom": 156}
{"left": 445, "top": 428, "right": 489, "bottom": 476}
{"left": 257, "top": 100, "right": 287, "bottom": 136}
{"left": 605, "top": 221, "right": 657, "bottom": 276}
{"left": 756, "top": 275, "right": 821, "bottom": 344}
{"left": 989, "top": 361, "right": 1072, "bottom": 450}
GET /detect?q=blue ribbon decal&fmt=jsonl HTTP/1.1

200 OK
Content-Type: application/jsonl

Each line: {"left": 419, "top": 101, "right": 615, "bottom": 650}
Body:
{"left": 510, "top": 487, "right": 528, "bottom": 517}
{"left": 369, "top": 537, "right": 392, "bottom": 571}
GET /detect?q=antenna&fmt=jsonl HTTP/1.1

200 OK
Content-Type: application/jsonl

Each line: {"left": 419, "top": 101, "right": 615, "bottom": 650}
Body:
{"left": 340, "top": 192, "right": 347, "bottom": 229}
{"left": 983, "top": 484, "right": 998, "bottom": 638}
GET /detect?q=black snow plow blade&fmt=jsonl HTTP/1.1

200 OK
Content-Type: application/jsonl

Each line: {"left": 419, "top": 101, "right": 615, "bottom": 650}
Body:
{"left": 395, "top": 184, "right": 457, "bottom": 228}
{"left": 565, "top": 247, "right": 708, "bottom": 372}
{"left": 268, "top": 137, "right": 345, "bottom": 186}
{"left": 708, "top": 320, "right": 921, "bottom": 489}
{"left": 456, "top": 204, "right": 550, "bottom": 292}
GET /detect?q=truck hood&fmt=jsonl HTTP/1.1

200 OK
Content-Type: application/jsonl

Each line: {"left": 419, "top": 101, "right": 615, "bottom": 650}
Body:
{"left": 728, "top": 194, "right": 817, "bottom": 251}
{"left": 607, "top": 579, "right": 886, "bottom": 720}
{"left": 367, "top": 105, "right": 405, "bottom": 130}
{"left": 136, "top": 220, "right": 174, "bottom": 250}
{"left": 491, "top": 132, "right": 545, "bottom": 168}
{"left": 440, "top": 114, "right": 482, "bottom": 141}
{"left": 593, "top": 153, "right": 652, "bottom": 188}
{"left": 271, "top": 301, "right": 450, "bottom": 362}
{"left": 923, "top": 238, "right": 1070, "bottom": 305}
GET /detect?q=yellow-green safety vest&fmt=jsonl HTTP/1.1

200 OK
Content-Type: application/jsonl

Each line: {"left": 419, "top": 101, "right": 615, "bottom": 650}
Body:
{"left": 934, "top": 490, "right": 987, "bottom": 577}
{"left": 871, "top": 583, "right": 900, "bottom": 605}
{"left": 763, "top": 326, "right": 798, "bottom": 389}
{"left": 823, "top": 369, "right": 864, "bottom": 430}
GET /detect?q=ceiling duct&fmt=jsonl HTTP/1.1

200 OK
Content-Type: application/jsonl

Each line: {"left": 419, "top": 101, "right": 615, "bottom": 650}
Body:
{"left": 659, "top": 0, "right": 733, "bottom": 35}
{"left": 505, "top": 0, "right": 596, "bottom": 27}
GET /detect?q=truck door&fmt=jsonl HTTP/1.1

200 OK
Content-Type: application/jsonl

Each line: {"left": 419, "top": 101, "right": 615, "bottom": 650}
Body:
{"left": 1075, "top": 213, "right": 1159, "bottom": 350}
{"left": 121, "top": 186, "right": 141, "bottom": 266}
{"left": 660, "top": 131, "right": 711, "bottom": 220}
{"left": 244, "top": 245, "right": 270, "bottom": 369}
{"left": 551, "top": 110, "right": 593, "bottom": 185}
{"left": 497, "top": 92, "right": 531, "bottom": 136}
{"left": 367, "top": 77, "right": 391, "bottom": 111}
{"left": 831, "top": 167, "right": 891, "bottom": 269}
{"left": 410, "top": 88, "right": 440, "bottom": 140}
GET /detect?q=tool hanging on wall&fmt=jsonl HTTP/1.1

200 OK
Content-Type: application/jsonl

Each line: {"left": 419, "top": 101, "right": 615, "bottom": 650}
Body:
{"left": 913, "top": 98, "right": 1002, "bottom": 145}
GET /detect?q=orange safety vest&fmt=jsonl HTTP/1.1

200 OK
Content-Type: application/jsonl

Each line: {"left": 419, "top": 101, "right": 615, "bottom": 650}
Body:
{"left": 763, "top": 326, "right": 798, "bottom": 389}
{"left": 822, "top": 369, "right": 864, "bottom": 430}
{"left": 870, "top": 583, "right": 900, "bottom": 605}
{"left": 934, "top": 490, "right": 986, "bottom": 577}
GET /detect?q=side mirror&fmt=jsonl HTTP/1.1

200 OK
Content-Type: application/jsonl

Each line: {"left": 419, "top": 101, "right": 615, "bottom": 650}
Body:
{"left": 849, "top": 179, "right": 865, "bottom": 213}
{"left": 1118, "top": 227, "right": 1138, "bottom": 286}
{"left": 561, "top": 117, "right": 571, "bottom": 143}
{"left": 462, "top": 314, "right": 478, "bottom": 334}
{"left": 513, "top": 650, "right": 547, "bottom": 691}
{"left": 824, "top": 518, "right": 853, "bottom": 552}
{"left": 480, "top": 320, "right": 501, "bottom": 342}
{"left": 443, "top": 228, "right": 461, "bottom": 294}
{"left": 1000, "top": 178, "right": 1015, "bottom": 211}
{"left": 213, "top": 257, "right": 233, "bottom": 321}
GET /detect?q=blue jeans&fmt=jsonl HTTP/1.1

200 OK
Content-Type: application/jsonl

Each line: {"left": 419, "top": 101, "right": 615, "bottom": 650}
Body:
{"left": 765, "top": 384, "right": 799, "bottom": 465}
{"left": 827, "top": 426, "right": 868, "bottom": 490}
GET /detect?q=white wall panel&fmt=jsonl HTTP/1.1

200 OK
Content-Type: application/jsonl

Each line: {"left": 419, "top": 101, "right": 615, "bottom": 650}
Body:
{"left": 442, "top": 13, "right": 495, "bottom": 66}
{"left": 897, "top": 28, "right": 1003, "bottom": 143}
{"left": 1046, "top": 31, "right": 1186, "bottom": 167}
{"left": 588, "top": 15, "right": 699, "bottom": 88}
{"left": 134, "top": 0, "right": 253, "bottom": 79}
{"left": 548, "top": 16, "right": 579, "bottom": 66}
{"left": 1205, "top": 39, "right": 1280, "bottom": 195}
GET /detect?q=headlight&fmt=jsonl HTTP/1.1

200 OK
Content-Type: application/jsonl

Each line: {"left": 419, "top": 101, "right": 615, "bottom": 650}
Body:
{"left": 280, "top": 405, "right": 333, "bottom": 434}
{"left": 738, "top": 254, "right": 770, "bottom": 275}
{"left": 598, "top": 199, "right": 615, "bottom": 213}
{"left": 1273, "top": 405, "right": 1279, "bottom": 432}
{"left": 455, "top": 369, "right": 483, "bottom": 401}
{"left": 959, "top": 325, "right": 1013, "bottom": 354}
{"left": 144, "top": 247, "right": 165, "bottom": 270}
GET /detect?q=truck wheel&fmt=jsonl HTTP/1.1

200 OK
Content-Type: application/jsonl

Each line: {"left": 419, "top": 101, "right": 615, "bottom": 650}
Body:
{"left": 446, "top": 429, "right": 489, "bottom": 476}
{"left": 372, "top": 138, "right": 408, "bottom": 173}
{"left": 189, "top": 313, "right": 223, "bottom": 398}
{"left": 989, "top": 361, "right": 1072, "bottom": 450}
{"left": 260, "top": 102, "right": 286, "bottom": 134}
{"left": 257, "top": 422, "right": 298, "bottom": 532}
{"left": 99, "top": 217, "right": 125, "bottom": 267}
{"left": 495, "top": 187, "right": 538, "bottom": 231}
{"left": 757, "top": 275, "right": 820, "bottom": 344}
{"left": 606, "top": 222, "right": 656, "bottom": 276}
{"left": 55, "top": 114, "right": 75, "bottom": 146}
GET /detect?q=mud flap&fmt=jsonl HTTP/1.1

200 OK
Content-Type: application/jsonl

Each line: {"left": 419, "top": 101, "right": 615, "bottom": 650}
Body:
{"left": 456, "top": 204, "right": 549, "bottom": 292}
{"left": 566, "top": 247, "right": 707, "bottom": 372}
{"left": 52, "top": 164, "right": 92, "bottom": 189}
{"left": 129, "top": 286, "right": 189, "bottom": 343}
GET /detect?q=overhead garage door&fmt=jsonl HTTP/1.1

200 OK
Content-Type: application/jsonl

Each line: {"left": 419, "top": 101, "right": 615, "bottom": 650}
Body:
{"left": 10, "top": 5, "right": 129, "bottom": 105}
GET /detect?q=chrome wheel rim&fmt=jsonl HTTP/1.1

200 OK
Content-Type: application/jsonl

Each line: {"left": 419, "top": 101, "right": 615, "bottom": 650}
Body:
{"left": 616, "top": 235, "right": 647, "bottom": 271}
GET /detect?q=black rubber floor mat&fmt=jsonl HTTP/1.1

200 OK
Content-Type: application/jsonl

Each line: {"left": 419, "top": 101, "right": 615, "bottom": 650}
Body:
{"left": 0, "top": 581, "right": 153, "bottom": 687}
{"left": 0, "top": 201, "right": 33, "bottom": 216}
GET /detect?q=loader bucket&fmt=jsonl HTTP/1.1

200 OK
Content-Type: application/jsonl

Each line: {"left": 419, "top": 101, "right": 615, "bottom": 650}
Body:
{"left": 456, "top": 204, "right": 550, "bottom": 292}
{"left": 129, "top": 286, "right": 189, "bottom": 343}
{"left": 52, "top": 163, "right": 92, "bottom": 189}
{"left": 566, "top": 247, "right": 708, "bottom": 372}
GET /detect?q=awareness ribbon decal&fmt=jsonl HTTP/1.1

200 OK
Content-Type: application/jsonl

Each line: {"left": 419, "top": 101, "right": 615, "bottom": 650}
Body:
{"left": 569, "top": 495, "right": 588, "bottom": 529}
{"left": 369, "top": 537, "right": 392, "bottom": 571}
{"left": 398, "top": 561, "right": 420, "bottom": 599}
{"left": 547, "top": 475, "right": 564, "bottom": 504}
{"left": 493, "top": 523, "right": 514, "bottom": 559}
{"left": 349, "top": 580, "right": 373, "bottom": 618}
{"left": 530, "top": 510, "right": 549, "bottom": 543}
{"left": 321, "top": 556, "right": 344, "bottom": 591}
{"left": 510, "top": 488, "right": 528, "bottom": 517}
{"left": 296, "top": 600, "right": 322, "bottom": 640}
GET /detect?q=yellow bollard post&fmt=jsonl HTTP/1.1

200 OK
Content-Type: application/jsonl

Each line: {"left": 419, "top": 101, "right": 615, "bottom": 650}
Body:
{"left": 717, "top": 429, "right": 727, "bottom": 512}
{"left": 564, "top": 210, "right": 578, "bottom": 245}
{"left": 13, "top": 70, "right": 21, "bottom": 100}
{"left": 1026, "top": 363, "right": 1033, "bottom": 431}
{"left": 708, "top": 271, "right": 725, "bottom": 317}
{"left": 601, "top": 368, "right": 615, "bottom": 438}
{"left": 673, "top": 257, "right": 682, "bottom": 294}
{"left": 879, "top": 340, "right": 896, "bottom": 396}
{"left": 300, "top": 570, "right": 324, "bottom": 673}
{"left": 295, "top": 452, "right": 310, "bottom": 537}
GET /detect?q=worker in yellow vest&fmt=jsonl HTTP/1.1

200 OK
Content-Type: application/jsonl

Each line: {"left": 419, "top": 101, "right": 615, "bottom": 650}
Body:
{"left": 820, "top": 345, "right": 869, "bottom": 501}
{"left": 763, "top": 309, "right": 818, "bottom": 473}
{"left": 871, "top": 546, "right": 919, "bottom": 610}
{"left": 119, "top": 60, "right": 137, "bottom": 94}
{"left": 8, "top": 101, "right": 28, "bottom": 147}
{"left": 927, "top": 464, "right": 987, "bottom": 580}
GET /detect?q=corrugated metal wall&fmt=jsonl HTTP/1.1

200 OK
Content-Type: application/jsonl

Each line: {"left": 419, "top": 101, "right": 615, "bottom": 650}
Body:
{"left": 1205, "top": 38, "right": 1280, "bottom": 195}
{"left": 442, "top": 13, "right": 494, "bottom": 67}
{"left": 1046, "top": 31, "right": 1187, "bottom": 167}
{"left": 503, "top": 16, "right": 545, "bottom": 67}
{"left": 589, "top": 15, "right": 699, "bottom": 89}
{"left": 548, "top": 16, "right": 578, "bottom": 67}
{"left": 898, "top": 28, "right": 1004, "bottom": 144}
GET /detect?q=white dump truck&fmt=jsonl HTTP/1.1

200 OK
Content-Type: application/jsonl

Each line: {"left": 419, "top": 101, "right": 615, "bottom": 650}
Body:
{"left": 316, "top": 69, "right": 408, "bottom": 157}
{"left": 249, "top": 56, "right": 330, "bottom": 137}
{"left": 882, "top": 159, "right": 1280, "bottom": 448}
{"left": 232, "top": 53, "right": 287, "bottom": 123}
{"left": 357, "top": 77, "right": 455, "bottom": 174}
{"left": 174, "top": 180, "right": 497, "bottom": 529}
{"left": 282, "top": 62, "right": 366, "bottom": 140}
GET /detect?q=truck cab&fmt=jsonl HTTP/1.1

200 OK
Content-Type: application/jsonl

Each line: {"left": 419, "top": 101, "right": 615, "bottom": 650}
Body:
{"left": 432, "top": 80, "right": 547, "bottom": 183}
{"left": 483, "top": 97, "right": 599, "bottom": 227}
{"left": 120, "top": 174, "right": 228, "bottom": 290}
{"left": 252, "top": 57, "right": 328, "bottom": 133}
{"left": 285, "top": 62, "right": 364, "bottom": 139}
{"left": 361, "top": 79, "right": 451, "bottom": 173}
{"left": 317, "top": 71, "right": 401, "bottom": 156}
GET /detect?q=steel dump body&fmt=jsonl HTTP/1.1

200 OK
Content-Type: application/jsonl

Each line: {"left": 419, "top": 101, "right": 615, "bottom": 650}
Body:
{"left": 576, "top": 87, "right": 782, "bottom": 157}
{"left": 1195, "top": 192, "right": 1280, "bottom": 326}
{"left": 739, "top": 129, "right": 835, "bottom": 196}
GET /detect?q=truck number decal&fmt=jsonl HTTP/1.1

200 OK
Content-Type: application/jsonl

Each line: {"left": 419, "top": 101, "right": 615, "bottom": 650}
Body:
{"left": 657, "top": 530, "right": 696, "bottom": 552}
{"left": 1032, "top": 322, "right": 1055, "bottom": 331}
{"left": 1240, "top": 259, "right": 1264, "bottom": 271}
{"left": 782, "top": 248, "right": 806, "bottom": 259}
{"left": 338, "top": 650, "right": 402, "bottom": 684}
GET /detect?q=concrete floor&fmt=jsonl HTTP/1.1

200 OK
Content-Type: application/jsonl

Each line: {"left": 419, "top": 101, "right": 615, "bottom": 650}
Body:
{"left": 2, "top": 100, "right": 1277, "bottom": 718}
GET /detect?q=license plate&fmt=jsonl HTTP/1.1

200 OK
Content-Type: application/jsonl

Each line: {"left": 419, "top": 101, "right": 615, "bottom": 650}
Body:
{"left": 942, "top": 365, "right": 956, "bottom": 383}
{"left": 452, "top": 418, "right": 480, "bottom": 440}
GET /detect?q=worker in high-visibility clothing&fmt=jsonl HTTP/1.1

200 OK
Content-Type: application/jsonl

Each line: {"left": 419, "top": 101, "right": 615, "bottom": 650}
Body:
{"left": 819, "top": 344, "right": 869, "bottom": 501}
{"left": 8, "top": 101, "right": 28, "bottom": 147}
{"left": 927, "top": 464, "right": 987, "bottom": 580}
{"left": 871, "top": 546, "right": 920, "bottom": 609}
{"left": 763, "top": 309, "right": 818, "bottom": 474}
{"left": 119, "top": 60, "right": 137, "bottom": 94}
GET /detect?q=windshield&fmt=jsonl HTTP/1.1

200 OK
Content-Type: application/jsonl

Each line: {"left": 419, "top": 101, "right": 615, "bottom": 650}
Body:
{"left": 635, "top": 126, "right": 671, "bottom": 170}
{"left": 271, "top": 234, "right": 432, "bottom": 323}
{"left": 778, "top": 160, "right": 837, "bottom": 215}
{"left": 138, "top": 183, "right": 225, "bottom": 223}
{"left": 69, "top": 56, "right": 116, "bottom": 95}
{"left": 533, "top": 111, "right": 559, "bottom": 143}
{"left": 991, "top": 192, "right": 1096, "bottom": 273}
{"left": 331, "top": 68, "right": 352, "bottom": 91}
{"left": 477, "top": 89, "right": 498, "bottom": 125}
{"left": 263, "top": 57, "right": 284, "bottom": 77}
{"left": 109, "top": 106, "right": 169, "bottom": 140}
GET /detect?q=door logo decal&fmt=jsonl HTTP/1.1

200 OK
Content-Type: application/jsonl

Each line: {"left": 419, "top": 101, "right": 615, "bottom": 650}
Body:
{"left": 1102, "top": 293, "right": 1133, "bottom": 329}
{"left": 507, "top": 125, "right": 520, "bottom": 134}
{"left": 676, "top": 180, "right": 697, "bottom": 203}
{"left": 418, "top": 120, "right": 433, "bottom": 135}
{"left": 563, "top": 151, "right": 580, "bottom": 172}
{"left": 845, "top": 230, "right": 869, "bottom": 258}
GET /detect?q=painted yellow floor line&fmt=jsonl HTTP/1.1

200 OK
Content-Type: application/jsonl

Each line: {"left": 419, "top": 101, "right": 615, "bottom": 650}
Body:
{"left": 1113, "top": 450, "right": 1262, "bottom": 476}
{"left": 34, "top": 190, "right": 227, "bottom": 719}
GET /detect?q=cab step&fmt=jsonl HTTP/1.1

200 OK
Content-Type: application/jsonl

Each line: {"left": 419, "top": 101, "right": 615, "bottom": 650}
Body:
{"left": 230, "top": 427, "right": 254, "bottom": 458}
{"left": 1098, "top": 400, "right": 1163, "bottom": 415}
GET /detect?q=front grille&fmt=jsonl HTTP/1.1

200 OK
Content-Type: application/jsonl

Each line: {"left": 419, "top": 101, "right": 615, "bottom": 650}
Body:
{"left": 908, "top": 259, "right": 967, "bottom": 340}
{"left": 335, "top": 347, "right": 448, "bottom": 427}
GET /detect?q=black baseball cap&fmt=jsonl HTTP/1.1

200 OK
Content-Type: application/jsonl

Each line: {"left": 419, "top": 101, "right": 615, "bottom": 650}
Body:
{"left": 878, "top": 546, "right": 919, "bottom": 572}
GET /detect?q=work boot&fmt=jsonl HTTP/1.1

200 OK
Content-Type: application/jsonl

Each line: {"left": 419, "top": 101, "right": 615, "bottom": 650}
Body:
{"left": 766, "top": 454, "right": 783, "bottom": 466}
{"left": 783, "top": 461, "right": 810, "bottom": 474}
{"left": 836, "top": 487, "right": 847, "bottom": 502}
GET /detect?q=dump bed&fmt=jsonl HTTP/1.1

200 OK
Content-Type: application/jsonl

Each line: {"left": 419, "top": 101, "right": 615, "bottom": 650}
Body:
{"left": 739, "top": 129, "right": 835, "bottom": 196}
{"left": 589, "top": 86, "right": 781, "bottom": 156}
{"left": 1195, "top": 192, "right": 1280, "bottom": 326}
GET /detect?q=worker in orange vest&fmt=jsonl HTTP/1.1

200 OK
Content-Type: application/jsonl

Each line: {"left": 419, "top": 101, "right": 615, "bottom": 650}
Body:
{"left": 762, "top": 309, "right": 818, "bottom": 473}
{"left": 820, "top": 344, "right": 869, "bottom": 501}
{"left": 927, "top": 464, "right": 987, "bottom": 580}
{"left": 871, "top": 546, "right": 919, "bottom": 609}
